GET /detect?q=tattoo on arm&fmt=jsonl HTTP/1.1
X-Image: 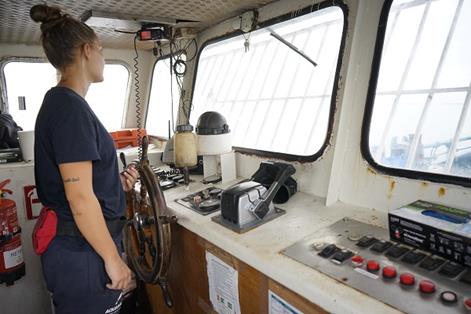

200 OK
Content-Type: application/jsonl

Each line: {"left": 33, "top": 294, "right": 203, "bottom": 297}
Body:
{"left": 63, "top": 177, "right": 80, "bottom": 184}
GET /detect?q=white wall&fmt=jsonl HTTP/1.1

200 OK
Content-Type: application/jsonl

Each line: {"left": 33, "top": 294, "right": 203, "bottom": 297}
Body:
{"left": 332, "top": 0, "right": 471, "bottom": 212}
{"left": 0, "top": 163, "right": 51, "bottom": 314}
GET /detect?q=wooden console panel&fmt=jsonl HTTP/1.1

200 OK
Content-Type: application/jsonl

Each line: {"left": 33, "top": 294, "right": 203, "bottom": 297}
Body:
{"left": 145, "top": 224, "right": 327, "bottom": 314}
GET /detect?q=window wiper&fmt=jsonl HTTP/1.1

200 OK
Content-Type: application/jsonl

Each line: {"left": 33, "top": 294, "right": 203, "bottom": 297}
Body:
{"left": 268, "top": 28, "right": 318, "bottom": 67}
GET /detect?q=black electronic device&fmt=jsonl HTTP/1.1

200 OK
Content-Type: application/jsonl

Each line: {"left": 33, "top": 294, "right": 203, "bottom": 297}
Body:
{"left": 388, "top": 200, "right": 471, "bottom": 267}
{"left": 250, "top": 161, "right": 297, "bottom": 204}
{"left": 211, "top": 162, "right": 295, "bottom": 232}
{"left": 149, "top": 166, "right": 187, "bottom": 191}
{"left": 0, "top": 148, "right": 22, "bottom": 163}
{"left": 282, "top": 218, "right": 471, "bottom": 314}
{"left": 137, "top": 26, "right": 170, "bottom": 41}
{"left": 220, "top": 181, "right": 267, "bottom": 225}
{"left": 175, "top": 187, "right": 222, "bottom": 215}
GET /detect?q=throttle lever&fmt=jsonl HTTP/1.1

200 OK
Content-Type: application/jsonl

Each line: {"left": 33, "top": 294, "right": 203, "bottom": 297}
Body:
{"left": 249, "top": 163, "right": 295, "bottom": 220}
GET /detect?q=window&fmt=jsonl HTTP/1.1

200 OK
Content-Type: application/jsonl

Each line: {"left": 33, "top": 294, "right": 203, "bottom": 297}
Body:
{"left": 2, "top": 60, "right": 129, "bottom": 131}
{"left": 365, "top": 0, "right": 471, "bottom": 183}
{"left": 86, "top": 64, "right": 130, "bottom": 131}
{"left": 191, "top": 5, "right": 345, "bottom": 159}
{"left": 3, "top": 61, "right": 57, "bottom": 131}
{"left": 145, "top": 56, "right": 183, "bottom": 138}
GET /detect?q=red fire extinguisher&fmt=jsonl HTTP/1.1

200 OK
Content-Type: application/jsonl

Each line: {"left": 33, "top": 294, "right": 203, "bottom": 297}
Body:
{"left": 0, "top": 179, "right": 25, "bottom": 286}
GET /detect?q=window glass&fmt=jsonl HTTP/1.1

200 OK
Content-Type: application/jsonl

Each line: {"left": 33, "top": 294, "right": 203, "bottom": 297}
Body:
{"left": 3, "top": 62, "right": 57, "bottom": 131}
{"left": 145, "top": 56, "right": 183, "bottom": 137}
{"left": 86, "top": 64, "right": 130, "bottom": 131}
{"left": 369, "top": 0, "right": 471, "bottom": 178}
{"left": 3, "top": 61, "right": 129, "bottom": 131}
{"left": 191, "top": 6, "right": 344, "bottom": 156}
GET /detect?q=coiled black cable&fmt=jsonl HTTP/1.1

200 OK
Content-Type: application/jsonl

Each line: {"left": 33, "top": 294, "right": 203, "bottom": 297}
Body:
{"left": 173, "top": 59, "right": 186, "bottom": 78}
{"left": 133, "top": 35, "right": 143, "bottom": 159}
{"left": 169, "top": 47, "right": 175, "bottom": 132}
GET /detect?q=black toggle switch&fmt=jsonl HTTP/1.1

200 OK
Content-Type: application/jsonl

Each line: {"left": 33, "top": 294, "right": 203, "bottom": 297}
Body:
{"left": 385, "top": 245, "right": 410, "bottom": 258}
{"left": 439, "top": 262, "right": 465, "bottom": 278}
{"left": 402, "top": 250, "right": 427, "bottom": 264}
{"left": 419, "top": 256, "right": 446, "bottom": 271}
{"left": 318, "top": 244, "right": 340, "bottom": 258}
{"left": 331, "top": 249, "right": 354, "bottom": 264}
{"left": 356, "top": 236, "right": 378, "bottom": 248}
{"left": 370, "top": 240, "right": 393, "bottom": 253}
{"left": 459, "top": 269, "right": 471, "bottom": 286}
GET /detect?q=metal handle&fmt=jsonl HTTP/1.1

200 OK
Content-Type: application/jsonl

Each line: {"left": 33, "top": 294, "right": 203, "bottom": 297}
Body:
{"left": 159, "top": 279, "right": 174, "bottom": 308}
{"left": 249, "top": 163, "right": 295, "bottom": 219}
{"left": 260, "top": 163, "right": 295, "bottom": 205}
{"left": 0, "top": 179, "right": 11, "bottom": 191}
{"left": 120, "top": 152, "right": 127, "bottom": 169}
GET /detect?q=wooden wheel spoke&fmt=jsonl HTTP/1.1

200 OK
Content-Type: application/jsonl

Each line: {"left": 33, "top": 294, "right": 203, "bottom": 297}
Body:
{"left": 122, "top": 138, "right": 177, "bottom": 308}
{"left": 145, "top": 236, "right": 157, "bottom": 258}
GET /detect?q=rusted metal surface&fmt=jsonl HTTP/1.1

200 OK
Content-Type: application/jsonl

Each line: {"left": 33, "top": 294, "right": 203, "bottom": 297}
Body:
{"left": 367, "top": 166, "right": 378, "bottom": 175}
{"left": 438, "top": 187, "right": 446, "bottom": 197}
{"left": 386, "top": 178, "right": 395, "bottom": 199}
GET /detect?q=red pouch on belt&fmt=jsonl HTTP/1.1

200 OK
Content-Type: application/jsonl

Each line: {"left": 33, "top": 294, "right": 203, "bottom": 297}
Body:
{"left": 32, "top": 207, "right": 57, "bottom": 255}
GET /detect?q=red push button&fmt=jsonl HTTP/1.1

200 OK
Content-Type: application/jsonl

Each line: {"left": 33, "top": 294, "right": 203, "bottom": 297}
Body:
{"left": 399, "top": 273, "right": 415, "bottom": 286}
{"left": 367, "top": 260, "right": 380, "bottom": 272}
{"left": 419, "top": 280, "right": 436, "bottom": 294}
{"left": 351, "top": 255, "right": 364, "bottom": 266}
{"left": 464, "top": 298, "right": 471, "bottom": 310}
{"left": 382, "top": 266, "right": 397, "bottom": 279}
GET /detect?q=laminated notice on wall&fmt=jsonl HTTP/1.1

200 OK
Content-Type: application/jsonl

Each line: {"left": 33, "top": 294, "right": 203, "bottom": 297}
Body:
{"left": 206, "top": 251, "right": 241, "bottom": 314}
{"left": 269, "top": 290, "right": 303, "bottom": 314}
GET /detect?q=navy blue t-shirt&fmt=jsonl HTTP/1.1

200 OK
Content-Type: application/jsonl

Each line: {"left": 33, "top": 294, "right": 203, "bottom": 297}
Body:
{"left": 34, "top": 86, "right": 125, "bottom": 221}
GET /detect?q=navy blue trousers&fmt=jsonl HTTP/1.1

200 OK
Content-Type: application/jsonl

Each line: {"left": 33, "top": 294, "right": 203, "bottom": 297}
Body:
{"left": 41, "top": 235, "right": 124, "bottom": 314}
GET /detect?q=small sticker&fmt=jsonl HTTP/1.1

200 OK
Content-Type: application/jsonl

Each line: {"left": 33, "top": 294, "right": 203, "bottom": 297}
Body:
{"left": 269, "top": 290, "right": 303, "bottom": 314}
{"left": 3, "top": 246, "right": 24, "bottom": 269}
{"left": 354, "top": 267, "right": 379, "bottom": 280}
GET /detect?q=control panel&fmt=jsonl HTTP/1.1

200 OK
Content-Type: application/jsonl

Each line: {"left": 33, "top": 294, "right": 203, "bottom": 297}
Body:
{"left": 282, "top": 218, "right": 471, "bottom": 314}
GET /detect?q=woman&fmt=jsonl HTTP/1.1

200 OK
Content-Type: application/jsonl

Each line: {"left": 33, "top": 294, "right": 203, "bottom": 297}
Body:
{"left": 30, "top": 4, "right": 138, "bottom": 314}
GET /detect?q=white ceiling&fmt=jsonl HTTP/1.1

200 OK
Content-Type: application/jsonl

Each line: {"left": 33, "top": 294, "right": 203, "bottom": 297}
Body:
{"left": 0, "top": 0, "right": 276, "bottom": 49}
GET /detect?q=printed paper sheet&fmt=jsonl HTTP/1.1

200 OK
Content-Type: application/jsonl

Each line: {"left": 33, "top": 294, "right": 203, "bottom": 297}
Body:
{"left": 206, "top": 251, "right": 241, "bottom": 314}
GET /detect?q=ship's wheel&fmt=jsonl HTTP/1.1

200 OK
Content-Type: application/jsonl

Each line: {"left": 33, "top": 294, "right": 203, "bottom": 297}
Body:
{"left": 123, "top": 136, "right": 177, "bottom": 307}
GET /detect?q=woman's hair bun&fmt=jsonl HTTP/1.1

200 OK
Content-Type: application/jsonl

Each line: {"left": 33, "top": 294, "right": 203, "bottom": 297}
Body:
{"left": 30, "top": 4, "right": 63, "bottom": 24}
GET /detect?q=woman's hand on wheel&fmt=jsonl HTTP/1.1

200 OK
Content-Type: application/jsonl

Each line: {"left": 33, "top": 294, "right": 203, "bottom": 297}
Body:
{"left": 120, "top": 164, "right": 139, "bottom": 192}
{"left": 105, "top": 255, "right": 133, "bottom": 290}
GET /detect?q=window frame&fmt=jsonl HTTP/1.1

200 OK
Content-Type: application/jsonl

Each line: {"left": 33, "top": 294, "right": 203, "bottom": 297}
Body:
{"left": 190, "top": 0, "right": 349, "bottom": 162}
{"left": 0, "top": 56, "right": 131, "bottom": 129}
{"left": 361, "top": 0, "right": 471, "bottom": 188}
{"left": 145, "top": 52, "right": 185, "bottom": 138}
{"left": 0, "top": 57, "right": 48, "bottom": 113}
